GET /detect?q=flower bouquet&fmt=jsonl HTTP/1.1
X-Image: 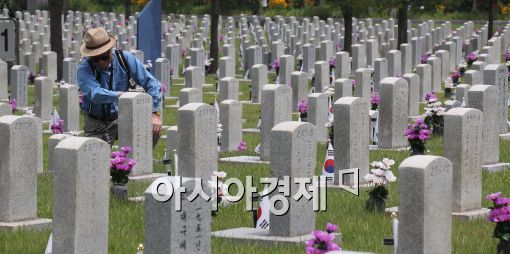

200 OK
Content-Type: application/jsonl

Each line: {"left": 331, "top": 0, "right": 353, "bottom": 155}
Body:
{"left": 467, "top": 51, "right": 478, "bottom": 66}
{"left": 451, "top": 70, "right": 461, "bottom": 85}
{"left": 424, "top": 93, "right": 445, "bottom": 135}
{"left": 364, "top": 158, "right": 397, "bottom": 212}
{"left": 420, "top": 53, "right": 431, "bottom": 64}
{"left": 487, "top": 192, "right": 510, "bottom": 254}
{"left": 236, "top": 141, "right": 247, "bottom": 152}
{"left": 404, "top": 118, "right": 432, "bottom": 156}
{"left": 305, "top": 223, "right": 341, "bottom": 254}
{"left": 8, "top": 98, "right": 16, "bottom": 114}
{"left": 370, "top": 93, "right": 379, "bottom": 110}
{"left": 50, "top": 119, "right": 65, "bottom": 134}
{"left": 458, "top": 60, "right": 467, "bottom": 75}
{"left": 269, "top": 58, "right": 280, "bottom": 78}
{"left": 444, "top": 78, "right": 455, "bottom": 99}
{"left": 208, "top": 171, "right": 229, "bottom": 213}
{"left": 298, "top": 100, "right": 308, "bottom": 122}
{"left": 110, "top": 146, "right": 136, "bottom": 199}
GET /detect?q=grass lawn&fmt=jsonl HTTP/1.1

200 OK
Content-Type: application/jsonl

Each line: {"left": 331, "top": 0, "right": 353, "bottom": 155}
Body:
{"left": 1, "top": 48, "right": 510, "bottom": 253}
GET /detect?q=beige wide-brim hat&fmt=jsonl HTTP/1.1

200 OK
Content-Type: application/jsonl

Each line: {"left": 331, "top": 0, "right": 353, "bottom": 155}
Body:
{"left": 80, "top": 27, "right": 117, "bottom": 57}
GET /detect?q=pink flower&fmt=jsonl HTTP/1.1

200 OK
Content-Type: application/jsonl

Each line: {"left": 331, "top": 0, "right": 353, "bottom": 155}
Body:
{"left": 487, "top": 192, "right": 503, "bottom": 201}
{"left": 495, "top": 198, "right": 510, "bottom": 206}
{"left": 8, "top": 98, "right": 16, "bottom": 112}
{"left": 162, "top": 83, "right": 168, "bottom": 93}
{"left": 326, "top": 223, "right": 338, "bottom": 233}
{"left": 298, "top": 100, "right": 308, "bottom": 113}
{"left": 370, "top": 93, "right": 380, "bottom": 107}
{"left": 236, "top": 141, "right": 247, "bottom": 152}
{"left": 121, "top": 146, "right": 133, "bottom": 154}
{"left": 352, "top": 79, "right": 356, "bottom": 88}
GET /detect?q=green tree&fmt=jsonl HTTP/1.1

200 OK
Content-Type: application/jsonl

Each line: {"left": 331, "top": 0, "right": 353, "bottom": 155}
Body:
{"left": 49, "top": 0, "right": 64, "bottom": 81}
{"left": 331, "top": 0, "right": 370, "bottom": 54}
{"left": 210, "top": 0, "right": 220, "bottom": 73}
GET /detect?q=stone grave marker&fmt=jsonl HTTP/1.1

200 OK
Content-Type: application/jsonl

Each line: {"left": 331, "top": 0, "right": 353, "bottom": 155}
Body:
{"left": 53, "top": 137, "right": 110, "bottom": 254}
{"left": 34, "top": 77, "right": 53, "bottom": 121}
{"left": 378, "top": 77, "right": 408, "bottom": 149}
{"left": 0, "top": 115, "right": 50, "bottom": 230}
{"left": 119, "top": 93, "right": 153, "bottom": 176}
{"left": 177, "top": 103, "right": 218, "bottom": 179}
{"left": 398, "top": 155, "right": 452, "bottom": 254}
{"left": 220, "top": 100, "right": 242, "bottom": 152}
{"left": 334, "top": 97, "right": 369, "bottom": 185}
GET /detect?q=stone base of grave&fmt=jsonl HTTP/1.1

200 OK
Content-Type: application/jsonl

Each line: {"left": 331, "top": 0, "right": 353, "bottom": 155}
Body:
{"left": 128, "top": 195, "right": 242, "bottom": 207}
{"left": 500, "top": 133, "right": 510, "bottom": 141}
{"left": 219, "top": 156, "right": 269, "bottom": 164}
{"left": 369, "top": 145, "right": 409, "bottom": 151}
{"left": 165, "top": 105, "right": 179, "bottom": 109}
{"left": 384, "top": 206, "right": 399, "bottom": 215}
{"left": 43, "top": 130, "right": 82, "bottom": 135}
{"left": 164, "top": 96, "right": 178, "bottom": 100}
{"left": 240, "top": 101, "right": 260, "bottom": 105}
{"left": 204, "top": 92, "right": 219, "bottom": 95}
{"left": 0, "top": 218, "right": 52, "bottom": 232}
{"left": 452, "top": 208, "right": 490, "bottom": 220}
{"left": 173, "top": 83, "right": 184, "bottom": 86}
{"left": 128, "top": 173, "right": 167, "bottom": 181}
{"left": 483, "top": 163, "right": 510, "bottom": 172}
{"left": 203, "top": 83, "right": 214, "bottom": 88}
{"left": 238, "top": 79, "right": 251, "bottom": 82}
{"left": 242, "top": 128, "right": 260, "bottom": 133}
{"left": 212, "top": 227, "right": 342, "bottom": 246}
{"left": 386, "top": 206, "right": 490, "bottom": 220}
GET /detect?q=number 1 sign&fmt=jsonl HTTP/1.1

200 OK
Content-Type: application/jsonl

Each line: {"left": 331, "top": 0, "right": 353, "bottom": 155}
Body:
{"left": 0, "top": 19, "right": 15, "bottom": 61}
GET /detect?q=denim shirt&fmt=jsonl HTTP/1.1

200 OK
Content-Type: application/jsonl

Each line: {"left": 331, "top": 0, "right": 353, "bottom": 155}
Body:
{"left": 77, "top": 49, "right": 162, "bottom": 118}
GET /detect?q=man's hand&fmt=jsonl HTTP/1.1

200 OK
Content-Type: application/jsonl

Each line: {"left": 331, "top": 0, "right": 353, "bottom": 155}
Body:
{"left": 152, "top": 112, "right": 162, "bottom": 137}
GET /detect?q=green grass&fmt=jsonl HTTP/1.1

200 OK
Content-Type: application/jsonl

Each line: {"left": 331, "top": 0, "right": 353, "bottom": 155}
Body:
{"left": 3, "top": 55, "right": 510, "bottom": 253}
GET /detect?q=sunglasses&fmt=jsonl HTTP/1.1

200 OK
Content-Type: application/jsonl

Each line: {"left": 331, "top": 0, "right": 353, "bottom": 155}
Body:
{"left": 89, "top": 51, "right": 111, "bottom": 64}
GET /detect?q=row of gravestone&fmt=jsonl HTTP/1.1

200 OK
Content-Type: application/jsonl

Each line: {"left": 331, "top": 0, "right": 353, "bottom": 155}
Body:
{"left": 0, "top": 86, "right": 490, "bottom": 253}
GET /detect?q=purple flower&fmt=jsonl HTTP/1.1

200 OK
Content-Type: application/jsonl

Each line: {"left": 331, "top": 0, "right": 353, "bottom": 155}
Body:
{"left": 405, "top": 118, "right": 430, "bottom": 142}
{"left": 218, "top": 34, "right": 224, "bottom": 42}
{"left": 467, "top": 52, "right": 477, "bottom": 62}
{"left": 121, "top": 146, "right": 133, "bottom": 154}
{"left": 328, "top": 57, "right": 336, "bottom": 69}
{"left": 352, "top": 79, "right": 356, "bottom": 88}
{"left": 425, "top": 92, "right": 437, "bottom": 103}
{"left": 370, "top": 93, "right": 380, "bottom": 107}
{"left": 451, "top": 71, "right": 461, "bottom": 80}
{"left": 506, "top": 51, "right": 510, "bottom": 62}
{"left": 312, "top": 230, "right": 335, "bottom": 243}
{"left": 298, "top": 100, "right": 308, "bottom": 113}
{"left": 326, "top": 223, "right": 338, "bottom": 233}
{"left": 496, "top": 198, "right": 510, "bottom": 206}
{"left": 305, "top": 224, "right": 341, "bottom": 253}
{"left": 271, "top": 58, "right": 280, "bottom": 71}
{"left": 8, "top": 98, "right": 16, "bottom": 113}
{"left": 236, "top": 141, "right": 247, "bottom": 152}
{"left": 181, "top": 47, "right": 187, "bottom": 56}
{"left": 420, "top": 53, "right": 431, "bottom": 64}
{"left": 487, "top": 192, "right": 502, "bottom": 201}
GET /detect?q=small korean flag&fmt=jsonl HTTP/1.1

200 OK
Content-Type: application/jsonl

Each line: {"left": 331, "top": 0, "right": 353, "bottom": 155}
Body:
{"left": 322, "top": 143, "right": 334, "bottom": 181}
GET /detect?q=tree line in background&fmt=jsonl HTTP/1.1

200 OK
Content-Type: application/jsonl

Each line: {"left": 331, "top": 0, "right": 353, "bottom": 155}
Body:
{"left": 5, "top": 0, "right": 509, "bottom": 80}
